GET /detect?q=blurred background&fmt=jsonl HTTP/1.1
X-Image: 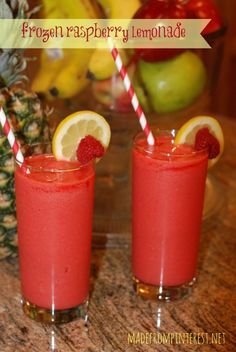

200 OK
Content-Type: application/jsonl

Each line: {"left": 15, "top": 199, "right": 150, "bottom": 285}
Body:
{"left": 27, "top": 0, "right": 236, "bottom": 118}
{"left": 213, "top": 0, "right": 236, "bottom": 118}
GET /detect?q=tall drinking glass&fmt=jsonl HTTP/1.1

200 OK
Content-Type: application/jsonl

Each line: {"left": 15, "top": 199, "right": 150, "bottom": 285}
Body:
{"left": 15, "top": 144, "right": 95, "bottom": 323}
{"left": 132, "top": 129, "right": 208, "bottom": 301}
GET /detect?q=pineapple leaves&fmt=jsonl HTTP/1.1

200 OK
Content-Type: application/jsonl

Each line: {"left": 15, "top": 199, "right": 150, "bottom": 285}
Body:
{"left": 0, "top": 50, "right": 27, "bottom": 88}
{"left": 0, "top": 0, "right": 30, "bottom": 20}
{"left": 0, "top": 0, "right": 36, "bottom": 88}
{"left": 0, "top": 0, "right": 13, "bottom": 19}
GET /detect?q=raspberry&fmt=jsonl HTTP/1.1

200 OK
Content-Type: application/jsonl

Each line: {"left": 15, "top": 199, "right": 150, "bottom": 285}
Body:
{"left": 76, "top": 135, "right": 105, "bottom": 164}
{"left": 194, "top": 128, "right": 220, "bottom": 159}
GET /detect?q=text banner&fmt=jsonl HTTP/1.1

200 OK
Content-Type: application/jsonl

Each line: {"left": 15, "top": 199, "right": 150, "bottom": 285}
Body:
{"left": 0, "top": 19, "right": 211, "bottom": 49}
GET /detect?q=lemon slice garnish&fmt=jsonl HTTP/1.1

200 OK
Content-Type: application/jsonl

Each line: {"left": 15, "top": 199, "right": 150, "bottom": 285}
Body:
{"left": 52, "top": 110, "right": 111, "bottom": 161}
{"left": 175, "top": 116, "right": 224, "bottom": 168}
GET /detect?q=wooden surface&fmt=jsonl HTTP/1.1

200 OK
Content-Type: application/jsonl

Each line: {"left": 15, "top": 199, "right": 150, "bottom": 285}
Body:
{"left": 0, "top": 115, "right": 236, "bottom": 352}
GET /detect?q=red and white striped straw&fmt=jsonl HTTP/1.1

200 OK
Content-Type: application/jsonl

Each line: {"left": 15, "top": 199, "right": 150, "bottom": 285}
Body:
{"left": 108, "top": 38, "right": 155, "bottom": 146}
{"left": 0, "top": 106, "right": 25, "bottom": 166}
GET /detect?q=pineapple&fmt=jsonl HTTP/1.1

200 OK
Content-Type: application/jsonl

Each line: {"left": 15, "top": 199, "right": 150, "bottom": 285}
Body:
{"left": 0, "top": 0, "right": 50, "bottom": 259}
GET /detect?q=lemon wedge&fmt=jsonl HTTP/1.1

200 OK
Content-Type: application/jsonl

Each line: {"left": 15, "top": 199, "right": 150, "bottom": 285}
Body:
{"left": 52, "top": 110, "right": 111, "bottom": 161}
{"left": 175, "top": 116, "right": 224, "bottom": 168}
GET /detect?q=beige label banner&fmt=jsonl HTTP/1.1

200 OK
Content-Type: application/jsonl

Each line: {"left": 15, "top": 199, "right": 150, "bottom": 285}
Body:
{"left": 0, "top": 19, "right": 211, "bottom": 49}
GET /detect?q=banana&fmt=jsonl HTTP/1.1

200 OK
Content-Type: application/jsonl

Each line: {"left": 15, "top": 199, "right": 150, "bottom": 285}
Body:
{"left": 31, "top": 5, "right": 66, "bottom": 97}
{"left": 87, "top": 0, "right": 141, "bottom": 81}
{"left": 46, "top": 0, "right": 100, "bottom": 19}
{"left": 48, "top": 49, "right": 93, "bottom": 99}
{"left": 97, "top": 0, "right": 141, "bottom": 19}
{"left": 31, "top": 49, "right": 69, "bottom": 97}
{"left": 40, "top": 1, "right": 64, "bottom": 19}
{"left": 88, "top": 48, "right": 129, "bottom": 80}
{"left": 42, "top": 0, "right": 97, "bottom": 19}
{"left": 31, "top": 0, "right": 100, "bottom": 100}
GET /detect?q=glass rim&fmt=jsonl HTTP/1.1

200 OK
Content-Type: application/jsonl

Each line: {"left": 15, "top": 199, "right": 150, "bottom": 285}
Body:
{"left": 15, "top": 142, "right": 94, "bottom": 173}
{"left": 133, "top": 128, "right": 209, "bottom": 158}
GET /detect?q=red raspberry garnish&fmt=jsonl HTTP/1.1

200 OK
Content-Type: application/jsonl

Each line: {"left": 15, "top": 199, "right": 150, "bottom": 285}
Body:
{"left": 194, "top": 127, "right": 220, "bottom": 159}
{"left": 76, "top": 135, "right": 105, "bottom": 164}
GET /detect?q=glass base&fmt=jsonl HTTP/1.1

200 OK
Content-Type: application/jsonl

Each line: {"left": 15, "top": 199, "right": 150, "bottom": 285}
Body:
{"left": 21, "top": 297, "right": 88, "bottom": 324}
{"left": 133, "top": 277, "right": 196, "bottom": 302}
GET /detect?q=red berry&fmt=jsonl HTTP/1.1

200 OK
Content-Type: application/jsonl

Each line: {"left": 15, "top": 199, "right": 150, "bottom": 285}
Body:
{"left": 194, "top": 127, "right": 220, "bottom": 159}
{"left": 133, "top": 0, "right": 223, "bottom": 62}
{"left": 133, "top": 0, "right": 187, "bottom": 62}
{"left": 186, "top": 0, "right": 222, "bottom": 34}
{"left": 76, "top": 135, "right": 105, "bottom": 164}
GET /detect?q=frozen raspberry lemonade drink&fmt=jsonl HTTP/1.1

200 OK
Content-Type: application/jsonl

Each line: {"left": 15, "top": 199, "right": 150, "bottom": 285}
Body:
{"left": 15, "top": 111, "right": 110, "bottom": 323}
{"left": 132, "top": 117, "right": 224, "bottom": 301}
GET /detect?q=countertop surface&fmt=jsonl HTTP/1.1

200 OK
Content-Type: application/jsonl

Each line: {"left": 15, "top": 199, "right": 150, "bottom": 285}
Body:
{"left": 0, "top": 115, "right": 236, "bottom": 352}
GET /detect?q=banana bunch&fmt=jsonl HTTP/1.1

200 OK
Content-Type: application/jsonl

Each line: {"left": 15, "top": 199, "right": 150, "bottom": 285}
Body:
{"left": 87, "top": 0, "right": 141, "bottom": 80}
{"left": 97, "top": 0, "right": 141, "bottom": 20}
{"left": 31, "top": 0, "right": 100, "bottom": 100}
{"left": 43, "top": 0, "right": 100, "bottom": 19}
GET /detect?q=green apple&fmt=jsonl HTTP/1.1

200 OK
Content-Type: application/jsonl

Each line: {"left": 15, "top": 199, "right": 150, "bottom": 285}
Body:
{"left": 138, "top": 51, "right": 207, "bottom": 114}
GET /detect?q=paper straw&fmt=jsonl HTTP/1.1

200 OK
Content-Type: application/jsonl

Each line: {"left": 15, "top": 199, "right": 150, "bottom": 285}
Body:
{"left": 108, "top": 38, "right": 155, "bottom": 146}
{"left": 0, "top": 106, "right": 25, "bottom": 166}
